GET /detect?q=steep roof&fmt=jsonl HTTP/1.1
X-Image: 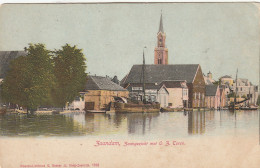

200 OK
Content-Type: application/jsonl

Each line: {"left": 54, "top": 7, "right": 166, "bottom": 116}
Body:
{"left": 220, "top": 75, "right": 232, "bottom": 79}
{"left": 158, "top": 13, "right": 164, "bottom": 33}
{"left": 205, "top": 85, "right": 218, "bottom": 96}
{"left": 85, "top": 75, "right": 127, "bottom": 91}
{"left": 122, "top": 64, "right": 199, "bottom": 85}
{"left": 160, "top": 80, "right": 187, "bottom": 88}
{"left": 0, "top": 51, "right": 27, "bottom": 78}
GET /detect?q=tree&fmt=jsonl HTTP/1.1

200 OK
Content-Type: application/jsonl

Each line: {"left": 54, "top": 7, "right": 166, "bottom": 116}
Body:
{"left": 257, "top": 95, "right": 260, "bottom": 106}
{"left": 52, "top": 44, "right": 87, "bottom": 107}
{"left": 1, "top": 44, "right": 55, "bottom": 111}
{"left": 1, "top": 56, "right": 29, "bottom": 106}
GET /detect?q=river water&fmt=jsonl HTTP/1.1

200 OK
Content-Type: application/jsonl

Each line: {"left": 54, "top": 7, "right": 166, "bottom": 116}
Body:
{"left": 0, "top": 110, "right": 259, "bottom": 139}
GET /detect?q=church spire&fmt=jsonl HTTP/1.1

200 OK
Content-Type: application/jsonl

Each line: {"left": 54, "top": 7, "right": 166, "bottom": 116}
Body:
{"left": 158, "top": 11, "right": 164, "bottom": 33}
{"left": 154, "top": 11, "right": 168, "bottom": 65}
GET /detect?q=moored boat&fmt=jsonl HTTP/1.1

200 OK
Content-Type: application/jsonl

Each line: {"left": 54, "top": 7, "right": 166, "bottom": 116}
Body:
{"left": 240, "top": 105, "right": 258, "bottom": 110}
{"left": 86, "top": 110, "right": 106, "bottom": 113}
{"left": 111, "top": 101, "right": 160, "bottom": 113}
{"left": 109, "top": 48, "right": 161, "bottom": 113}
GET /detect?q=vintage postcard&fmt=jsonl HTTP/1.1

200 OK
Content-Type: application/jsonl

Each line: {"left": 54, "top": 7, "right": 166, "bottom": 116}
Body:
{"left": 0, "top": 1, "right": 259, "bottom": 168}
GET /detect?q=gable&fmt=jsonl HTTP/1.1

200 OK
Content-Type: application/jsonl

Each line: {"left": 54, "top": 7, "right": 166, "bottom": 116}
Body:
{"left": 192, "top": 65, "right": 206, "bottom": 87}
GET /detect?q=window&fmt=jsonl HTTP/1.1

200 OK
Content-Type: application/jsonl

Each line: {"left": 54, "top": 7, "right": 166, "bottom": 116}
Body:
{"left": 158, "top": 58, "right": 162, "bottom": 64}
{"left": 183, "top": 89, "right": 188, "bottom": 96}
{"left": 132, "top": 87, "right": 142, "bottom": 91}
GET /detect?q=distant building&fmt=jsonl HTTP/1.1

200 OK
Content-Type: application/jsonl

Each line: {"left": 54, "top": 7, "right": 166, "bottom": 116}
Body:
{"left": 0, "top": 51, "right": 27, "bottom": 78}
{"left": 204, "top": 71, "right": 215, "bottom": 85}
{"left": 84, "top": 75, "right": 129, "bottom": 111}
{"left": 234, "top": 78, "right": 258, "bottom": 105}
{"left": 220, "top": 75, "right": 234, "bottom": 87}
{"left": 205, "top": 85, "right": 221, "bottom": 109}
{"left": 121, "top": 64, "right": 205, "bottom": 108}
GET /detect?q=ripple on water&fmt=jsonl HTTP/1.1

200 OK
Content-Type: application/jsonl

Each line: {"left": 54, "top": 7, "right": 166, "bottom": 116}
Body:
{"left": 0, "top": 110, "right": 258, "bottom": 138}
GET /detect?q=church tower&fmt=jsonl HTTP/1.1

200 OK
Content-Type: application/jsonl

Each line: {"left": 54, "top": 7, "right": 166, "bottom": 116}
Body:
{"left": 154, "top": 12, "right": 168, "bottom": 65}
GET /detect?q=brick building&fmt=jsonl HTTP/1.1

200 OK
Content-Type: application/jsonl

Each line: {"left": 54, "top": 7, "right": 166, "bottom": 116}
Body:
{"left": 84, "top": 75, "right": 129, "bottom": 111}
{"left": 121, "top": 64, "right": 205, "bottom": 108}
{"left": 121, "top": 13, "right": 205, "bottom": 108}
{"left": 154, "top": 13, "right": 168, "bottom": 65}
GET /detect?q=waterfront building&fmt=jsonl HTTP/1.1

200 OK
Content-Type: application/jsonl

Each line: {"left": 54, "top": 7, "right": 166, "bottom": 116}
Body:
{"left": 218, "top": 83, "right": 232, "bottom": 107}
{"left": 160, "top": 80, "right": 189, "bottom": 108}
{"left": 84, "top": 75, "right": 129, "bottom": 111}
{"left": 219, "top": 75, "right": 258, "bottom": 106}
{"left": 67, "top": 92, "right": 85, "bottom": 111}
{"left": 121, "top": 64, "right": 205, "bottom": 108}
{"left": 234, "top": 78, "right": 258, "bottom": 105}
{"left": 205, "top": 85, "right": 221, "bottom": 109}
{"left": 125, "top": 83, "right": 169, "bottom": 107}
{"left": 219, "top": 86, "right": 227, "bottom": 108}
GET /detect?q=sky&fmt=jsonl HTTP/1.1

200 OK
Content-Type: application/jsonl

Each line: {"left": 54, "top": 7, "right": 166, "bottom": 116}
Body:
{"left": 0, "top": 3, "right": 259, "bottom": 84}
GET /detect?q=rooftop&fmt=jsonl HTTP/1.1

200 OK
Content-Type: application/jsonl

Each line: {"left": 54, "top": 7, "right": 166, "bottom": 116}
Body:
{"left": 160, "top": 80, "right": 187, "bottom": 88}
{"left": 220, "top": 75, "right": 232, "bottom": 79}
{"left": 121, "top": 64, "right": 200, "bottom": 85}
{"left": 86, "top": 75, "right": 127, "bottom": 91}
{"left": 205, "top": 85, "right": 219, "bottom": 96}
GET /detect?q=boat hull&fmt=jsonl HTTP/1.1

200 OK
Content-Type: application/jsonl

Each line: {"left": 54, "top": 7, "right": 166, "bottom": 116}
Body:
{"left": 111, "top": 102, "right": 160, "bottom": 113}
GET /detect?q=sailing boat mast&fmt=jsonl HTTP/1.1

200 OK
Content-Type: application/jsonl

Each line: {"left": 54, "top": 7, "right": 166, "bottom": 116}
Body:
{"left": 142, "top": 48, "right": 146, "bottom": 103}
{"left": 234, "top": 68, "right": 238, "bottom": 108}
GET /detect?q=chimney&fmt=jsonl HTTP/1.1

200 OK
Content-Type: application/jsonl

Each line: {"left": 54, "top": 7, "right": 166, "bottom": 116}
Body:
{"left": 207, "top": 71, "right": 212, "bottom": 79}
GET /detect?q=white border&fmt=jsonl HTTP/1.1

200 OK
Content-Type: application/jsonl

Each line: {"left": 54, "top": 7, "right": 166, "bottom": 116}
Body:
{"left": 0, "top": 0, "right": 259, "bottom": 5}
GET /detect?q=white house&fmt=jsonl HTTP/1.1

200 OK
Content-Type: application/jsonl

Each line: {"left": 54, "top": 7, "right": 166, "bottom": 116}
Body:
{"left": 126, "top": 84, "right": 169, "bottom": 107}
{"left": 156, "top": 85, "right": 169, "bottom": 108}
{"left": 234, "top": 78, "right": 258, "bottom": 105}
{"left": 67, "top": 92, "right": 85, "bottom": 111}
{"left": 160, "top": 80, "right": 189, "bottom": 108}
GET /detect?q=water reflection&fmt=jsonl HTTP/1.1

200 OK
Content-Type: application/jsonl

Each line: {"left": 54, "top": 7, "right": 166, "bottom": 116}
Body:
{"left": 126, "top": 113, "right": 160, "bottom": 135}
{"left": 0, "top": 110, "right": 258, "bottom": 138}
{"left": 188, "top": 111, "right": 205, "bottom": 135}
